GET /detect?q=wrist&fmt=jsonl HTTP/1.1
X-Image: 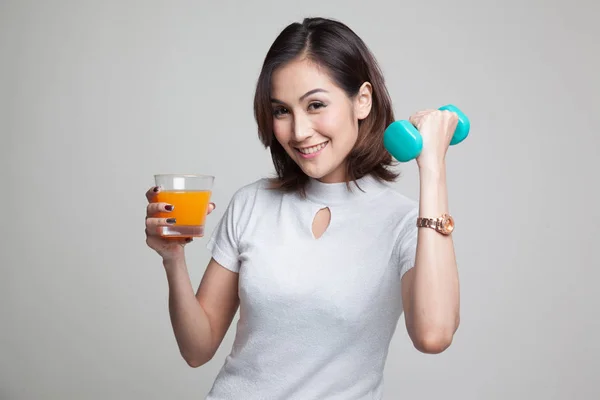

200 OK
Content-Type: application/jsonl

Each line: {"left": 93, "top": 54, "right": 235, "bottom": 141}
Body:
{"left": 419, "top": 163, "right": 446, "bottom": 183}
{"left": 162, "top": 251, "right": 186, "bottom": 269}
{"left": 418, "top": 163, "right": 449, "bottom": 216}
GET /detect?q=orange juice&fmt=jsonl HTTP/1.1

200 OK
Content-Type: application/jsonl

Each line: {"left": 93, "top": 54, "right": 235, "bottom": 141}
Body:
{"left": 155, "top": 190, "right": 212, "bottom": 237}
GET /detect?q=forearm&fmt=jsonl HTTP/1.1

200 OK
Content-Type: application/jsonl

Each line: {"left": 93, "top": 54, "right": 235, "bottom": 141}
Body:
{"left": 410, "top": 164, "right": 460, "bottom": 338}
{"left": 163, "top": 256, "right": 213, "bottom": 366}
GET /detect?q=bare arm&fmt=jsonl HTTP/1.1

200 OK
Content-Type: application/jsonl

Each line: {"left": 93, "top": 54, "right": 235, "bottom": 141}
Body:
{"left": 401, "top": 165, "right": 460, "bottom": 354}
{"left": 145, "top": 186, "right": 240, "bottom": 367}
{"left": 164, "top": 256, "right": 239, "bottom": 367}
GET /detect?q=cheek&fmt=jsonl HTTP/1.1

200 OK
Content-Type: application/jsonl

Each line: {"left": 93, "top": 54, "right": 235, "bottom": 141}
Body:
{"left": 316, "top": 108, "right": 356, "bottom": 143}
{"left": 272, "top": 119, "right": 291, "bottom": 144}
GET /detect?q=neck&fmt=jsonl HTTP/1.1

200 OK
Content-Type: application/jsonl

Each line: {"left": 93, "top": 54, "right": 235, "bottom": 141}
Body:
{"left": 316, "top": 163, "right": 347, "bottom": 184}
{"left": 304, "top": 173, "right": 387, "bottom": 207}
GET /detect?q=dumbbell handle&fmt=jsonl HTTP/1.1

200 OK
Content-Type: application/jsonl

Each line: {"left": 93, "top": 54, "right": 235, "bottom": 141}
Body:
{"left": 383, "top": 104, "right": 470, "bottom": 162}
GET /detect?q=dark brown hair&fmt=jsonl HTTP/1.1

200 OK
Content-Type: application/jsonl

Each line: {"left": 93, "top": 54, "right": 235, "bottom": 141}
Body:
{"left": 253, "top": 17, "right": 399, "bottom": 194}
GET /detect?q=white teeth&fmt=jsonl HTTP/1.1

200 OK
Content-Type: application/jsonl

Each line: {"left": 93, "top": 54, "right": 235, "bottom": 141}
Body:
{"left": 298, "top": 142, "right": 327, "bottom": 154}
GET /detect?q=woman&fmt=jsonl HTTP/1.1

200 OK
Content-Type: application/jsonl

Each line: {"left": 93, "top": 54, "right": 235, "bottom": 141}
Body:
{"left": 145, "top": 17, "right": 460, "bottom": 400}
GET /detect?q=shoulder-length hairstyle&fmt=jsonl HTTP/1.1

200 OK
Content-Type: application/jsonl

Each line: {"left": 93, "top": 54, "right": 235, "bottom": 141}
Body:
{"left": 253, "top": 17, "right": 399, "bottom": 194}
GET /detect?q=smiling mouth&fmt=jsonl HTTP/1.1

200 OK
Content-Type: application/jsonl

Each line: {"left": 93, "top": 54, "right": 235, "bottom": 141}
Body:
{"left": 296, "top": 141, "right": 328, "bottom": 156}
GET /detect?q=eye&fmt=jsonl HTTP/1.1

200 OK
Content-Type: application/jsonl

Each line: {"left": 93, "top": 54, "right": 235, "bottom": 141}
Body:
{"left": 272, "top": 107, "right": 289, "bottom": 118}
{"left": 308, "top": 102, "right": 326, "bottom": 111}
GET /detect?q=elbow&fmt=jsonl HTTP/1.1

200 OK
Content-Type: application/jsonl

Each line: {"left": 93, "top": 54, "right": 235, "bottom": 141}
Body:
{"left": 183, "top": 351, "right": 214, "bottom": 368}
{"left": 185, "top": 358, "right": 206, "bottom": 368}
{"left": 412, "top": 321, "right": 459, "bottom": 354}
{"left": 412, "top": 331, "right": 454, "bottom": 354}
{"left": 408, "top": 307, "right": 460, "bottom": 354}
{"left": 413, "top": 333, "right": 453, "bottom": 354}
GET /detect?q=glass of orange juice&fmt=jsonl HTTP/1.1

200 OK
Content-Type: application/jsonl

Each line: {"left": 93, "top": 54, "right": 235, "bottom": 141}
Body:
{"left": 153, "top": 174, "right": 214, "bottom": 238}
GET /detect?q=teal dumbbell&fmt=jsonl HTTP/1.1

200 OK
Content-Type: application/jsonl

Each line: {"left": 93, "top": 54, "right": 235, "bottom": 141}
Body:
{"left": 383, "top": 104, "right": 470, "bottom": 162}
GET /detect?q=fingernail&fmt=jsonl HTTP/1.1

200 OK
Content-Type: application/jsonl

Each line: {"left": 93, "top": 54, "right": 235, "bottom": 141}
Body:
{"left": 166, "top": 218, "right": 176, "bottom": 224}
{"left": 153, "top": 186, "right": 159, "bottom": 192}
{"left": 165, "top": 205, "right": 174, "bottom": 211}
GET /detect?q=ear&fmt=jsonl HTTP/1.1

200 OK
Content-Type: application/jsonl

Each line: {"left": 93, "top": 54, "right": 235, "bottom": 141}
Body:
{"left": 354, "top": 82, "right": 373, "bottom": 120}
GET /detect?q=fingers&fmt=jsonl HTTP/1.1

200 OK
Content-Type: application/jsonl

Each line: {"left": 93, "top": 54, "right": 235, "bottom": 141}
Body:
{"left": 408, "top": 114, "right": 421, "bottom": 127}
{"left": 144, "top": 183, "right": 217, "bottom": 238}
{"left": 146, "top": 202, "right": 174, "bottom": 217}
{"left": 409, "top": 109, "right": 459, "bottom": 131}
{"left": 409, "top": 109, "right": 436, "bottom": 128}
{"left": 441, "top": 109, "right": 459, "bottom": 127}
{"left": 425, "top": 110, "right": 459, "bottom": 131}
{"left": 145, "top": 185, "right": 160, "bottom": 201}
{"left": 413, "top": 109, "right": 436, "bottom": 117}
{"left": 145, "top": 231, "right": 192, "bottom": 252}
{"left": 146, "top": 201, "right": 215, "bottom": 217}
{"left": 145, "top": 216, "right": 177, "bottom": 236}
{"left": 207, "top": 202, "right": 216, "bottom": 215}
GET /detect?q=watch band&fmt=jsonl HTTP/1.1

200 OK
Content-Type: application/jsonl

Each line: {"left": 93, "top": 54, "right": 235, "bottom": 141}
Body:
{"left": 416, "top": 213, "right": 455, "bottom": 235}
{"left": 416, "top": 218, "right": 438, "bottom": 229}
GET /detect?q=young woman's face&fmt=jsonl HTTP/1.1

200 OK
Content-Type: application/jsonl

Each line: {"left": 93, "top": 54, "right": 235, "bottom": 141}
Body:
{"left": 270, "top": 58, "right": 372, "bottom": 183}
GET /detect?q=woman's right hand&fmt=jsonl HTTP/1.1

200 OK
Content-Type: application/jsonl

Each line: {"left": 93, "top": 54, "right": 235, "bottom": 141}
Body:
{"left": 145, "top": 186, "right": 216, "bottom": 262}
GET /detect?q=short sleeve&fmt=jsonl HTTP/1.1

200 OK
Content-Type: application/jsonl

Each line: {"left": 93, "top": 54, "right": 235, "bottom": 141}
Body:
{"left": 206, "top": 185, "right": 253, "bottom": 273}
{"left": 394, "top": 207, "right": 419, "bottom": 279}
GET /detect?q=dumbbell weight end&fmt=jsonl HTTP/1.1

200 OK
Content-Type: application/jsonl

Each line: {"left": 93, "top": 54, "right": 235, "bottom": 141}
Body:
{"left": 383, "top": 120, "right": 423, "bottom": 163}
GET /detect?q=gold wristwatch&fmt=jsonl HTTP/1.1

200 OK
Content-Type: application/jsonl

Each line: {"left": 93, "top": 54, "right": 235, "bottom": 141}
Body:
{"left": 416, "top": 213, "right": 455, "bottom": 235}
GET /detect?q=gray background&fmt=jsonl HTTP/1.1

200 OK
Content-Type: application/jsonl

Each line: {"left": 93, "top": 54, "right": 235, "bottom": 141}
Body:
{"left": 1, "top": 0, "right": 598, "bottom": 399}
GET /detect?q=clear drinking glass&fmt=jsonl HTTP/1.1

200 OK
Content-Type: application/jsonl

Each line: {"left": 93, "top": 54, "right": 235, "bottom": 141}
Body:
{"left": 153, "top": 174, "right": 214, "bottom": 238}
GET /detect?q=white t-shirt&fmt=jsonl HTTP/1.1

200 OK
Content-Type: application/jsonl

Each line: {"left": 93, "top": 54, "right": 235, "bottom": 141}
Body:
{"left": 205, "top": 173, "right": 419, "bottom": 400}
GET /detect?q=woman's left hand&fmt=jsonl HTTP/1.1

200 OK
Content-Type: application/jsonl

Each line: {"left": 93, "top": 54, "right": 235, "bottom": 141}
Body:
{"left": 409, "top": 109, "right": 459, "bottom": 171}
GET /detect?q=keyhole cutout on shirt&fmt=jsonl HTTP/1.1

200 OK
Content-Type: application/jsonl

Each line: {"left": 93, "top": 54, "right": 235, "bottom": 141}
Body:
{"left": 311, "top": 207, "right": 331, "bottom": 239}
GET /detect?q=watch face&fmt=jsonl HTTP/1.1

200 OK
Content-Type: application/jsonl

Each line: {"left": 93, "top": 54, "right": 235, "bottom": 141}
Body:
{"left": 440, "top": 214, "right": 454, "bottom": 234}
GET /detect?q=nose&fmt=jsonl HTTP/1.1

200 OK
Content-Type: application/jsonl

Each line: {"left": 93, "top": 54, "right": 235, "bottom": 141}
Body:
{"left": 292, "top": 114, "right": 313, "bottom": 143}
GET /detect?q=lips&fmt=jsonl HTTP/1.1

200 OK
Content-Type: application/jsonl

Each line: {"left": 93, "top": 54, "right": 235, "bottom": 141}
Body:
{"left": 296, "top": 141, "right": 328, "bottom": 156}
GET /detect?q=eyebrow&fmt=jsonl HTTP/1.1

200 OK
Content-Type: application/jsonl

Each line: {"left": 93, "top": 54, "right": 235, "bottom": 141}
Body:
{"left": 270, "top": 88, "right": 329, "bottom": 105}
